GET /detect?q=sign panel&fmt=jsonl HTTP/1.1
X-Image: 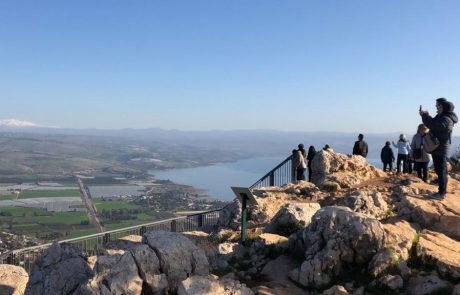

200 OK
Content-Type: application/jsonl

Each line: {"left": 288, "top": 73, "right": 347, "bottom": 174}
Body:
{"left": 230, "top": 187, "right": 258, "bottom": 205}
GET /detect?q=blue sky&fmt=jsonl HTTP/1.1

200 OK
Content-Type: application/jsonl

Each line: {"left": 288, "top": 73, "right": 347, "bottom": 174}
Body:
{"left": 1, "top": 1, "right": 459, "bottom": 134}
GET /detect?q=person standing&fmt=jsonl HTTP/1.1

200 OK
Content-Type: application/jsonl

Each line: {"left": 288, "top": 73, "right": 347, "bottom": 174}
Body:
{"left": 392, "top": 134, "right": 411, "bottom": 173}
{"left": 380, "top": 141, "right": 395, "bottom": 172}
{"left": 306, "top": 145, "right": 316, "bottom": 182}
{"left": 411, "top": 124, "right": 431, "bottom": 182}
{"left": 292, "top": 149, "right": 306, "bottom": 182}
{"left": 298, "top": 144, "right": 306, "bottom": 158}
{"left": 353, "top": 133, "right": 368, "bottom": 158}
{"left": 420, "top": 98, "right": 458, "bottom": 199}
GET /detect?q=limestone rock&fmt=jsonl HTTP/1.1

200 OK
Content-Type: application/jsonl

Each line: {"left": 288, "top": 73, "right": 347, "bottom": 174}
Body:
{"left": 406, "top": 274, "right": 452, "bottom": 295}
{"left": 182, "top": 231, "right": 219, "bottom": 270}
{"left": 218, "top": 199, "right": 242, "bottom": 230}
{"left": 143, "top": 231, "right": 210, "bottom": 290}
{"left": 131, "top": 244, "right": 168, "bottom": 294}
{"left": 265, "top": 202, "right": 320, "bottom": 236}
{"left": 0, "top": 264, "right": 28, "bottom": 295}
{"left": 321, "top": 285, "right": 349, "bottom": 295}
{"left": 289, "top": 206, "right": 386, "bottom": 288}
{"left": 453, "top": 284, "right": 460, "bottom": 295}
{"left": 250, "top": 233, "right": 288, "bottom": 256}
{"left": 382, "top": 219, "right": 419, "bottom": 261}
{"left": 310, "top": 150, "right": 385, "bottom": 187}
{"left": 177, "top": 275, "right": 253, "bottom": 295}
{"left": 378, "top": 274, "right": 403, "bottom": 290}
{"left": 396, "top": 185, "right": 460, "bottom": 240}
{"left": 25, "top": 242, "right": 92, "bottom": 295}
{"left": 416, "top": 230, "right": 460, "bottom": 279}
{"left": 338, "top": 191, "right": 388, "bottom": 219}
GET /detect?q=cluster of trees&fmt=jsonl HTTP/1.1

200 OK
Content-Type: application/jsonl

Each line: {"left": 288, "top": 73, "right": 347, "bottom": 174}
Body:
{"left": 99, "top": 208, "right": 148, "bottom": 220}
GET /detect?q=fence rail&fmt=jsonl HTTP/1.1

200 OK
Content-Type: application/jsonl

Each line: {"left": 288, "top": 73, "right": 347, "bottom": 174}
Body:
{"left": 249, "top": 155, "right": 294, "bottom": 190}
{"left": 0, "top": 209, "right": 221, "bottom": 272}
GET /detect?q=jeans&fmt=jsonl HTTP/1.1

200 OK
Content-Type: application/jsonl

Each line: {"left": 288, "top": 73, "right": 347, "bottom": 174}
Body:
{"left": 296, "top": 168, "right": 306, "bottom": 181}
{"left": 396, "top": 154, "right": 408, "bottom": 173}
{"left": 414, "top": 161, "right": 429, "bottom": 182}
{"left": 308, "top": 165, "right": 312, "bottom": 182}
{"left": 382, "top": 161, "right": 393, "bottom": 172}
{"left": 432, "top": 155, "right": 448, "bottom": 194}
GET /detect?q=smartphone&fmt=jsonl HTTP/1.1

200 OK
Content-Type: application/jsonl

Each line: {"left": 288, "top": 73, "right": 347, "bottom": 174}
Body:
{"left": 419, "top": 105, "right": 422, "bottom": 111}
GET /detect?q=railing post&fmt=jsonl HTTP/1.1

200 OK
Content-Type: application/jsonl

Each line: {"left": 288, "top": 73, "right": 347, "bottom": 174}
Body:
{"left": 291, "top": 158, "right": 296, "bottom": 183}
{"left": 171, "top": 220, "right": 177, "bottom": 232}
{"left": 103, "top": 233, "right": 110, "bottom": 244}
{"left": 198, "top": 214, "right": 203, "bottom": 228}
{"left": 269, "top": 171, "right": 274, "bottom": 186}
{"left": 140, "top": 226, "right": 147, "bottom": 236}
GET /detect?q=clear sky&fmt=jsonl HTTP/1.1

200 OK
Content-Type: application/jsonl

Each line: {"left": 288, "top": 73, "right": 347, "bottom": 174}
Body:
{"left": 1, "top": 1, "right": 459, "bottom": 134}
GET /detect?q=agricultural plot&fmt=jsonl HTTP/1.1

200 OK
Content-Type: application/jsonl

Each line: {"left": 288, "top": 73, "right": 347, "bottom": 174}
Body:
{"left": 18, "top": 189, "right": 81, "bottom": 199}
{"left": 0, "top": 206, "right": 93, "bottom": 240}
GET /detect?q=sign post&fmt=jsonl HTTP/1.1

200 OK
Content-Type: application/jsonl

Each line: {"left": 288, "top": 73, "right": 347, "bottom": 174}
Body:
{"left": 231, "top": 187, "right": 258, "bottom": 245}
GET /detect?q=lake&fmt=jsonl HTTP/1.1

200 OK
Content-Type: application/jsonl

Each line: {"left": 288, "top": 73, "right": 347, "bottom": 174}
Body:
{"left": 150, "top": 157, "right": 383, "bottom": 201}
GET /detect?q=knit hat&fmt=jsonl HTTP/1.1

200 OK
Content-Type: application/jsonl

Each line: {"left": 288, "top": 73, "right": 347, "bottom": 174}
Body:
{"left": 436, "top": 97, "right": 454, "bottom": 112}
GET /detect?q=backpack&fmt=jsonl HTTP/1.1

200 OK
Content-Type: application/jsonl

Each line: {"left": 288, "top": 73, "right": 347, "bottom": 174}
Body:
{"left": 423, "top": 131, "right": 440, "bottom": 154}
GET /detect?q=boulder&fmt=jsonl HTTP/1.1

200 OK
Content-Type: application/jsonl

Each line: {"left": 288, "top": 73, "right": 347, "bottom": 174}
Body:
{"left": 310, "top": 150, "right": 385, "bottom": 187}
{"left": 416, "top": 230, "right": 460, "bottom": 279}
{"left": 378, "top": 274, "right": 403, "bottom": 290}
{"left": 250, "top": 233, "right": 288, "bottom": 256}
{"left": 338, "top": 191, "right": 388, "bottom": 219}
{"left": 0, "top": 264, "right": 28, "bottom": 295}
{"left": 406, "top": 274, "right": 452, "bottom": 295}
{"left": 182, "top": 231, "right": 219, "bottom": 270}
{"left": 289, "top": 206, "right": 386, "bottom": 288}
{"left": 218, "top": 199, "right": 242, "bottom": 230}
{"left": 143, "top": 231, "right": 210, "bottom": 290}
{"left": 131, "top": 244, "right": 168, "bottom": 294}
{"left": 264, "top": 202, "right": 320, "bottom": 236}
{"left": 382, "top": 219, "right": 419, "bottom": 261}
{"left": 177, "top": 275, "right": 253, "bottom": 295}
{"left": 25, "top": 242, "right": 92, "bottom": 295}
{"left": 320, "top": 285, "right": 349, "bottom": 295}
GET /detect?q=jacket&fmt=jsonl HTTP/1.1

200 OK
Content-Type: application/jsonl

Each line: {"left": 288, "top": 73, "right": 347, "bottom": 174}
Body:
{"left": 353, "top": 140, "right": 368, "bottom": 157}
{"left": 410, "top": 133, "right": 431, "bottom": 163}
{"left": 422, "top": 111, "right": 458, "bottom": 156}
{"left": 293, "top": 151, "right": 306, "bottom": 169}
{"left": 381, "top": 146, "right": 395, "bottom": 163}
{"left": 392, "top": 140, "right": 411, "bottom": 155}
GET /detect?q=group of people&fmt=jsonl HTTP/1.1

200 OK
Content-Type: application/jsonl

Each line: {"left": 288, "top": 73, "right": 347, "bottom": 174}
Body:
{"left": 352, "top": 98, "right": 457, "bottom": 200}
{"left": 293, "top": 98, "right": 457, "bottom": 200}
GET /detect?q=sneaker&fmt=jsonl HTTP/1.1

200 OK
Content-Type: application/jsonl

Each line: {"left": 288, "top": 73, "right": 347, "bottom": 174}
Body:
{"left": 429, "top": 193, "right": 446, "bottom": 200}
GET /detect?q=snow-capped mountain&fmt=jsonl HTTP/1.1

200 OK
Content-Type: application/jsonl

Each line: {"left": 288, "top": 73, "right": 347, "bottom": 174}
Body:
{"left": 0, "top": 119, "right": 40, "bottom": 128}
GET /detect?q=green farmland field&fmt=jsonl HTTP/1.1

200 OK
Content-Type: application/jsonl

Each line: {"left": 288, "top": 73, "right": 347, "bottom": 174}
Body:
{"left": 94, "top": 200, "right": 141, "bottom": 211}
{"left": 18, "top": 189, "right": 81, "bottom": 199}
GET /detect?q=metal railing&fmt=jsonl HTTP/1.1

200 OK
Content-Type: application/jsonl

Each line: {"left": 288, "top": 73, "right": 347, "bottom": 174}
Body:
{"left": 249, "top": 155, "right": 294, "bottom": 190}
{"left": 0, "top": 209, "right": 221, "bottom": 272}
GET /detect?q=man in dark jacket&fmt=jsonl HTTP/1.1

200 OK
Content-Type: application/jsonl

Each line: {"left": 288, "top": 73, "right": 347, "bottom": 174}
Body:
{"left": 353, "top": 134, "right": 368, "bottom": 158}
{"left": 420, "top": 98, "right": 458, "bottom": 199}
{"left": 381, "top": 141, "right": 395, "bottom": 172}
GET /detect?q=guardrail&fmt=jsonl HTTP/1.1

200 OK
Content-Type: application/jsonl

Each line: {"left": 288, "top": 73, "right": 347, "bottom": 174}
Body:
{"left": 0, "top": 209, "right": 221, "bottom": 273}
{"left": 249, "top": 155, "right": 294, "bottom": 190}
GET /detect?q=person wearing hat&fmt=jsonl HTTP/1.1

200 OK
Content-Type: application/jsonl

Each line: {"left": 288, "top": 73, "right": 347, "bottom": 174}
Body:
{"left": 392, "top": 134, "right": 411, "bottom": 174}
{"left": 353, "top": 133, "right": 368, "bottom": 158}
{"left": 420, "top": 98, "right": 458, "bottom": 199}
{"left": 380, "top": 141, "right": 395, "bottom": 172}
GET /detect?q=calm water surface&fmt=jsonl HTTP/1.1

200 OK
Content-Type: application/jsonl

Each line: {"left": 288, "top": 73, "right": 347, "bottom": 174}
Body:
{"left": 150, "top": 157, "right": 382, "bottom": 201}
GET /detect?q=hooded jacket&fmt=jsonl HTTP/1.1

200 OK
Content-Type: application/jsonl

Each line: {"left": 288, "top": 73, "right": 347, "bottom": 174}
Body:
{"left": 422, "top": 103, "right": 458, "bottom": 156}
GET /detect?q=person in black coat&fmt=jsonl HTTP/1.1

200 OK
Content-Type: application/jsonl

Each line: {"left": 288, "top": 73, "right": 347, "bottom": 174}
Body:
{"left": 380, "top": 141, "right": 395, "bottom": 172}
{"left": 353, "top": 134, "right": 368, "bottom": 158}
{"left": 420, "top": 98, "right": 458, "bottom": 199}
{"left": 306, "top": 145, "right": 316, "bottom": 182}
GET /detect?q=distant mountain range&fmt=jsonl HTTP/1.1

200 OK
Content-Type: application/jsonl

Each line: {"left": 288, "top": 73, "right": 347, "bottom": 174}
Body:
{"left": 1, "top": 119, "right": 459, "bottom": 161}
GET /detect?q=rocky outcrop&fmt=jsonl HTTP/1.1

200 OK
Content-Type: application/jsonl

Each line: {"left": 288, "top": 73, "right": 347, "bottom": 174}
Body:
{"left": 337, "top": 191, "right": 388, "bottom": 219}
{"left": 25, "top": 242, "right": 92, "bottom": 295}
{"left": 264, "top": 202, "right": 320, "bottom": 236}
{"left": 406, "top": 274, "right": 453, "bottom": 295}
{"left": 396, "top": 180, "right": 460, "bottom": 240}
{"left": 289, "top": 206, "right": 386, "bottom": 287}
{"left": 416, "top": 230, "right": 460, "bottom": 279}
{"left": 177, "top": 275, "right": 253, "bottom": 295}
{"left": 310, "top": 150, "right": 385, "bottom": 187}
{"left": 0, "top": 264, "right": 28, "bottom": 295}
{"left": 143, "top": 230, "right": 210, "bottom": 289}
